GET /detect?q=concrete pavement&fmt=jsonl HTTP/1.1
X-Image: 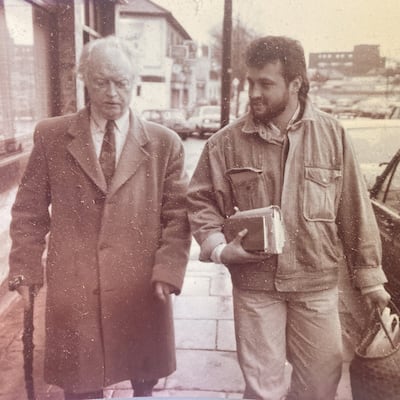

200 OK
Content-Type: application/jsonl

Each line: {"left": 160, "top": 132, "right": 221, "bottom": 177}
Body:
{"left": 0, "top": 238, "right": 364, "bottom": 399}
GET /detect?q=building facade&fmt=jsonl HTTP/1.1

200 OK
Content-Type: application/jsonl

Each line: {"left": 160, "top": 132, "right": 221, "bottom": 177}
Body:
{"left": 0, "top": 0, "right": 119, "bottom": 285}
{"left": 309, "top": 44, "right": 386, "bottom": 76}
{"left": 0, "top": 0, "right": 119, "bottom": 150}
{"left": 117, "top": 0, "right": 196, "bottom": 113}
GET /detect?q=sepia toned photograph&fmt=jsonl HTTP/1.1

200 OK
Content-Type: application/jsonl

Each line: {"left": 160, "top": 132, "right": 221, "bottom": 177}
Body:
{"left": 1, "top": 0, "right": 400, "bottom": 399}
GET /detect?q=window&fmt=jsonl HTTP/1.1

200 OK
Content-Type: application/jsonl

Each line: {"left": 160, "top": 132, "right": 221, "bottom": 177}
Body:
{"left": 0, "top": 0, "right": 55, "bottom": 152}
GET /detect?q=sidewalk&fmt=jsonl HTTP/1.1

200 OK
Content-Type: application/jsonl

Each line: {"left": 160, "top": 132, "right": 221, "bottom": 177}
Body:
{"left": 0, "top": 240, "right": 362, "bottom": 399}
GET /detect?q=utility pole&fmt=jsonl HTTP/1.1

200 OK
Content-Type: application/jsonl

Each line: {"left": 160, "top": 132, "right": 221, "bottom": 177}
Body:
{"left": 220, "top": 0, "right": 232, "bottom": 128}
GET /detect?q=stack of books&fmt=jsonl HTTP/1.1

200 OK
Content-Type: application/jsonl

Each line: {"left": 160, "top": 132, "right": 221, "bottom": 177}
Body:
{"left": 223, "top": 205, "right": 285, "bottom": 254}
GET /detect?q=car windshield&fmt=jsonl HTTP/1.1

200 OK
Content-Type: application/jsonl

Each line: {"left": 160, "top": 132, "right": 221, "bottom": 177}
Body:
{"left": 142, "top": 110, "right": 161, "bottom": 121}
{"left": 346, "top": 123, "right": 400, "bottom": 188}
{"left": 348, "top": 126, "right": 400, "bottom": 164}
{"left": 162, "top": 110, "right": 185, "bottom": 119}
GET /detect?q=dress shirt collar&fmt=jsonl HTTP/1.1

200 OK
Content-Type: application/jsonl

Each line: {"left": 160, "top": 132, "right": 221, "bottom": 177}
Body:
{"left": 90, "top": 109, "right": 130, "bottom": 135}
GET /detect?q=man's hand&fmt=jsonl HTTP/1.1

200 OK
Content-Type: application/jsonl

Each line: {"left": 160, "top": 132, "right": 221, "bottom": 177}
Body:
{"left": 363, "top": 287, "right": 391, "bottom": 312}
{"left": 220, "top": 229, "right": 272, "bottom": 265}
{"left": 16, "top": 286, "right": 37, "bottom": 311}
{"left": 153, "top": 281, "right": 175, "bottom": 302}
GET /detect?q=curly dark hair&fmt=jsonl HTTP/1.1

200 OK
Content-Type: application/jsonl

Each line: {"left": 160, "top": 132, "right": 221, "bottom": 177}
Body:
{"left": 245, "top": 36, "right": 309, "bottom": 100}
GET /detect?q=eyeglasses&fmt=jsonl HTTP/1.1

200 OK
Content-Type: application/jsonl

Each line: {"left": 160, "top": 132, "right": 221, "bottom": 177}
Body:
{"left": 91, "top": 78, "right": 132, "bottom": 90}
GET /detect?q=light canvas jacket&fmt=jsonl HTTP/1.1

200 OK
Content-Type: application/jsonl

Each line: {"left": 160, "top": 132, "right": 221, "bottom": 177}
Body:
{"left": 187, "top": 98, "right": 387, "bottom": 292}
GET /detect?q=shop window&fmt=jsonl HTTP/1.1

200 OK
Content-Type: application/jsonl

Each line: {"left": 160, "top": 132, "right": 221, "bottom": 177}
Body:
{"left": 0, "top": 0, "right": 55, "bottom": 152}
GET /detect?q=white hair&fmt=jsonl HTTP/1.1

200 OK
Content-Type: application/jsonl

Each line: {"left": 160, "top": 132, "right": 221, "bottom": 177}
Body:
{"left": 77, "top": 35, "right": 139, "bottom": 84}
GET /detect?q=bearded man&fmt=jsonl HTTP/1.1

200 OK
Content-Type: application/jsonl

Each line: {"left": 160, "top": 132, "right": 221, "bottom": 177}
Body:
{"left": 187, "top": 36, "right": 390, "bottom": 400}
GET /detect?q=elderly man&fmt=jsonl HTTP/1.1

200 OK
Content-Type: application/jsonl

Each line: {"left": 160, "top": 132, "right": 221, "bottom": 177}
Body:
{"left": 8, "top": 36, "right": 190, "bottom": 399}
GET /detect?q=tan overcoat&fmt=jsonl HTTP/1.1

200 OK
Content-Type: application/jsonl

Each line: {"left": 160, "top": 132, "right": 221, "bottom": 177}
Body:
{"left": 9, "top": 108, "right": 191, "bottom": 392}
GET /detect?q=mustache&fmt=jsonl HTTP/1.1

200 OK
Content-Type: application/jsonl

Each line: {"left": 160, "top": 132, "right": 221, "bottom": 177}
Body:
{"left": 249, "top": 97, "right": 266, "bottom": 106}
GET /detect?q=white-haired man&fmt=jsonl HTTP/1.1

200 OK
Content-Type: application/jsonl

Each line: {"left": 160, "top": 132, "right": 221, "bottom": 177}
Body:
{"left": 9, "top": 35, "right": 190, "bottom": 399}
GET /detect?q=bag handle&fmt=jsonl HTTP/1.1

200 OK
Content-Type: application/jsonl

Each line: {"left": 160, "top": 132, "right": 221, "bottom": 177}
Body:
{"left": 374, "top": 300, "right": 400, "bottom": 350}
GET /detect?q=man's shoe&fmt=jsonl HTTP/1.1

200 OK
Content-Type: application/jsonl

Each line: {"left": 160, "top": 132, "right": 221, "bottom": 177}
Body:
{"left": 133, "top": 387, "right": 153, "bottom": 397}
{"left": 131, "top": 379, "right": 157, "bottom": 397}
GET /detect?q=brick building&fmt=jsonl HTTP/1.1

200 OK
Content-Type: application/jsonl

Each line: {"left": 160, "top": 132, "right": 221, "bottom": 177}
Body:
{"left": 309, "top": 44, "right": 386, "bottom": 76}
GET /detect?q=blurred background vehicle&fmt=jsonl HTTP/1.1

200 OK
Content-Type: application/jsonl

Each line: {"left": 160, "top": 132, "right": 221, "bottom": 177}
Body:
{"left": 343, "top": 117, "right": 400, "bottom": 307}
{"left": 343, "top": 119, "right": 400, "bottom": 188}
{"left": 311, "top": 95, "right": 334, "bottom": 114}
{"left": 187, "top": 105, "right": 235, "bottom": 138}
{"left": 141, "top": 109, "right": 191, "bottom": 140}
{"left": 187, "top": 105, "right": 221, "bottom": 138}
{"left": 332, "top": 97, "right": 358, "bottom": 119}
{"left": 369, "top": 148, "right": 400, "bottom": 307}
{"left": 353, "top": 97, "right": 392, "bottom": 119}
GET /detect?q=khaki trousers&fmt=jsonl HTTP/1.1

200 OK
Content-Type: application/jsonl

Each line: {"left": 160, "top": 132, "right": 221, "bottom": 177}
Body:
{"left": 232, "top": 286, "right": 343, "bottom": 400}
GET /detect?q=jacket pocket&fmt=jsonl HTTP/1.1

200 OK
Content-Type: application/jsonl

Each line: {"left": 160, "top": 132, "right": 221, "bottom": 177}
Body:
{"left": 226, "top": 167, "right": 267, "bottom": 210}
{"left": 303, "top": 167, "right": 341, "bottom": 221}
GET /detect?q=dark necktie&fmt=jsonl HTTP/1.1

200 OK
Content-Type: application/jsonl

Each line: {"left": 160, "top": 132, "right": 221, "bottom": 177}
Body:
{"left": 99, "top": 120, "right": 116, "bottom": 187}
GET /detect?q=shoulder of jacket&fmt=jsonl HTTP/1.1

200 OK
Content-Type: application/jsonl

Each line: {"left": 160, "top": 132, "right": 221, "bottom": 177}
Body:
{"left": 207, "top": 116, "right": 247, "bottom": 147}
{"left": 308, "top": 109, "right": 345, "bottom": 137}
{"left": 36, "top": 113, "right": 76, "bottom": 130}
{"left": 34, "top": 113, "right": 78, "bottom": 141}
{"left": 311, "top": 107, "right": 342, "bottom": 126}
{"left": 141, "top": 118, "right": 183, "bottom": 145}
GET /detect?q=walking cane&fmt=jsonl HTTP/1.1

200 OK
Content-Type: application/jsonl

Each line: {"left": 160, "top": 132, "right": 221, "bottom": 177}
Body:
{"left": 22, "top": 286, "right": 35, "bottom": 400}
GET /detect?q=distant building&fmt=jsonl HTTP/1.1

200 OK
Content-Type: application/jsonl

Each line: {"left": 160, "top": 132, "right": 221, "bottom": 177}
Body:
{"left": 353, "top": 45, "right": 385, "bottom": 75}
{"left": 309, "top": 44, "right": 386, "bottom": 76}
{"left": 117, "top": 0, "right": 196, "bottom": 112}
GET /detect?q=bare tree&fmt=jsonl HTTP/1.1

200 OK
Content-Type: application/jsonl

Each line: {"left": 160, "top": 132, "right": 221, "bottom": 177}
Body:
{"left": 210, "top": 17, "right": 257, "bottom": 92}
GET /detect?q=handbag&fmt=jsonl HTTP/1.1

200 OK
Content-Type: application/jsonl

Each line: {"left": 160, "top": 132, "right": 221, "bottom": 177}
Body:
{"left": 349, "top": 302, "right": 400, "bottom": 400}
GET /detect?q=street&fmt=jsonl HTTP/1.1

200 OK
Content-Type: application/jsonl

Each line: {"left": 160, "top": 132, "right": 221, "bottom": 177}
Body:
{"left": 182, "top": 136, "right": 206, "bottom": 176}
{"left": 0, "top": 135, "right": 360, "bottom": 399}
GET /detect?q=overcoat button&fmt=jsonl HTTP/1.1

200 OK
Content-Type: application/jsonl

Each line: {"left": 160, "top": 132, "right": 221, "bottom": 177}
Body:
{"left": 94, "top": 197, "right": 105, "bottom": 205}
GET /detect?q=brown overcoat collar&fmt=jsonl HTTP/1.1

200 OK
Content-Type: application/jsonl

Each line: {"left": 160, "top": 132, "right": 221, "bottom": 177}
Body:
{"left": 67, "top": 107, "right": 150, "bottom": 196}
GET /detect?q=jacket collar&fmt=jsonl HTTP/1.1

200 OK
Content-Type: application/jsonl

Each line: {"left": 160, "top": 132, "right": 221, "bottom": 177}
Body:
{"left": 242, "top": 95, "right": 317, "bottom": 136}
{"left": 67, "top": 108, "right": 107, "bottom": 192}
{"left": 67, "top": 107, "right": 150, "bottom": 196}
{"left": 107, "top": 112, "right": 150, "bottom": 197}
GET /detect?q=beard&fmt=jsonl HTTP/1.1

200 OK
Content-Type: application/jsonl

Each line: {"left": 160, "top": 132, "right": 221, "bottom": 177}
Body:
{"left": 250, "top": 94, "right": 289, "bottom": 124}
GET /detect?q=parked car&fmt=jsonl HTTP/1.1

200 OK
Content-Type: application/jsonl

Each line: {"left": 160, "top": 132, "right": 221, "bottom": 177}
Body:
{"left": 187, "top": 105, "right": 222, "bottom": 138}
{"left": 187, "top": 105, "right": 235, "bottom": 138}
{"left": 141, "top": 108, "right": 191, "bottom": 140}
{"left": 369, "top": 148, "right": 400, "bottom": 306}
{"left": 343, "top": 119, "right": 400, "bottom": 188}
{"left": 332, "top": 98, "right": 358, "bottom": 119}
{"left": 311, "top": 96, "right": 334, "bottom": 114}
{"left": 343, "top": 118, "right": 400, "bottom": 306}
{"left": 353, "top": 97, "right": 392, "bottom": 119}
